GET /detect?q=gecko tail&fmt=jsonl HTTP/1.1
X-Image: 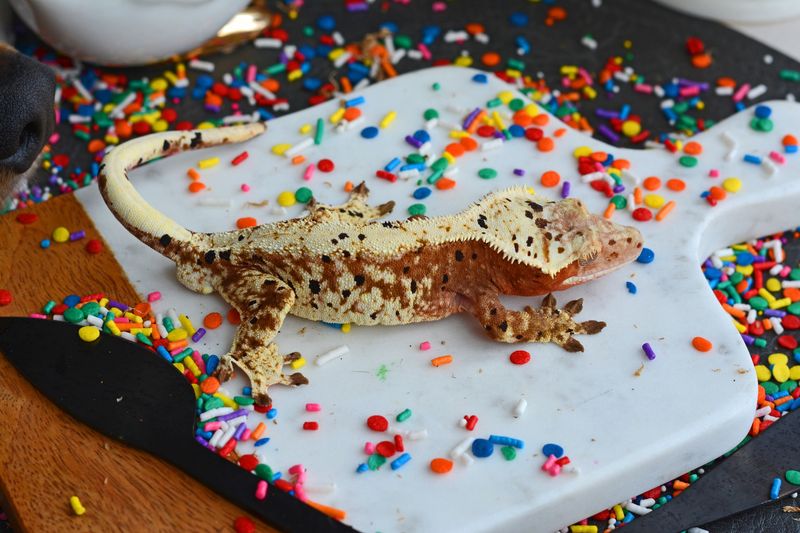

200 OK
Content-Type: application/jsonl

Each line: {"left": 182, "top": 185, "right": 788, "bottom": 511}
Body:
{"left": 97, "top": 123, "right": 267, "bottom": 262}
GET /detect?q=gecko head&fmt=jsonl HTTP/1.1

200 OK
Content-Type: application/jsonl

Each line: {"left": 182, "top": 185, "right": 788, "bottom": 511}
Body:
{"left": 556, "top": 199, "right": 644, "bottom": 287}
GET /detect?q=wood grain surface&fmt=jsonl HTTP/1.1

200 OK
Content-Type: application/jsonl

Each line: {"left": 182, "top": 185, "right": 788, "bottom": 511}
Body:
{"left": 0, "top": 193, "right": 273, "bottom": 532}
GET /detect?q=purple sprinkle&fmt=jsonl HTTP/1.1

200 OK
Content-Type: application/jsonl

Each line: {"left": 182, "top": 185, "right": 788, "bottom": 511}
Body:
{"left": 195, "top": 435, "right": 210, "bottom": 447}
{"left": 642, "top": 342, "right": 656, "bottom": 361}
{"left": 462, "top": 107, "right": 481, "bottom": 130}
{"left": 752, "top": 256, "right": 766, "bottom": 263}
{"left": 492, "top": 131, "right": 505, "bottom": 139}
{"left": 191, "top": 327, "right": 207, "bottom": 342}
{"left": 513, "top": 169, "right": 525, "bottom": 176}
{"left": 561, "top": 181, "right": 571, "bottom": 198}
{"left": 677, "top": 78, "right": 710, "bottom": 90}
{"left": 218, "top": 408, "right": 250, "bottom": 422}
{"left": 702, "top": 259, "right": 713, "bottom": 268}
{"left": 595, "top": 108, "right": 619, "bottom": 119}
{"left": 107, "top": 299, "right": 129, "bottom": 311}
{"left": 234, "top": 422, "right": 248, "bottom": 440}
{"left": 612, "top": 184, "right": 625, "bottom": 194}
{"left": 405, "top": 135, "right": 423, "bottom": 149}
{"left": 763, "top": 309, "right": 786, "bottom": 318}
{"left": 598, "top": 124, "right": 620, "bottom": 143}
{"left": 741, "top": 334, "right": 755, "bottom": 345}
{"left": 766, "top": 394, "right": 775, "bottom": 402}
{"left": 69, "top": 230, "right": 86, "bottom": 241}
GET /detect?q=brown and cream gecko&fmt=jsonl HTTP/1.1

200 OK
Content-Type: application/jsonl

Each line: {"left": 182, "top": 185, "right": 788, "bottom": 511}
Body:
{"left": 99, "top": 123, "right": 644, "bottom": 404}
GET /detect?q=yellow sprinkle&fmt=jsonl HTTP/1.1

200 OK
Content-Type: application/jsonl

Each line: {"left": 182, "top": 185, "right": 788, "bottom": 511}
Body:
{"left": 299, "top": 123, "right": 312, "bottom": 134}
{"left": 573, "top": 146, "right": 592, "bottom": 158}
{"left": 198, "top": 157, "right": 219, "bottom": 169}
{"left": 150, "top": 78, "right": 168, "bottom": 91}
{"left": 78, "top": 326, "right": 100, "bottom": 342}
{"left": 108, "top": 307, "right": 123, "bottom": 317}
{"left": 560, "top": 66, "right": 578, "bottom": 75}
{"left": 98, "top": 298, "right": 109, "bottom": 308}
{"left": 497, "top": 90, "right": 515, "bottom": 104}
{"left": 330, "top": 107, "right": 346, "bottom": 124}
{"left": 164, "top": 71, "right": 178, "bottom": 86}
{"left": 290, "top": 357, "right": 307, "bottom": 370}
{"left": 524, "top": 103, "right": 540, "bottom": 117}
{"left": 179, "top": 314, "right": 196, "bottom": 336}
{"left": 454, "top": 56, "right": 472, "bottom": 67}
{"left": 732, "top": 319, "right": 747, "bottom": 333}
{"left": 341, "top": 323, "right": 351, "bottom": 333}
{"left": 449, "top": 131, "right": 469, "bottom": 138}
{"left": 214, "top": 392, "right": 238, "bottom": 409}
{"left": 622, "top": 120, "right": 641, "bottom": 137}
{"left": 442, "top": 151, "right": 455, "bottom": 165}
{"left": 768, "top": 353, "right": 789, "bottom": 366}
{"left": 696, "top": 100, "right": 705, "bottom": 110}
{"left": 758, "top": 288, "right": 777, "bottom": 303}
{"left": 105, "top": 320, "right": 121, "bottom": 336}
{"left": 287, "top": 69, "right": 303, "bottom": 82}
{"left": 644, "top": 194, "right": 665, "bottom": 209}
{"left": 773, "top": 363, "right": 790, "bottom": 383}
{"left": 130, "top": 328, "right": 152, "bottom": 336}
{"left": 491, "top": 111, "right": 506, "bottom": 131}
{"left": 791, "top": 366, "right": 800, "bottom": 381}
{"left": 765, "top": 278, "right": 782, "bottom": 292}
{"left": 191, "top": 383, "right": 201, "bottom": 399}
{"left": 770, "top": 297, "right": 791, "bottom": 309}
{"left": 328, "top": 48, "right": 345, "bottom": 60}
{"left": 69, "top": 496, "right": 86, "bottom": 516}
{"left": 722, "top": 177, "right": 742, "bottom": 193}
{"left": 732, "top": 244, "right": 749, "bottom": 250}
{"left": 380, "top": 111, "right": 397, "bottom": 128}
{"left": 277, "top": 191, "right": 297, "bottom": 207}
{"left": 152, "top": 119, "right": 169, "bottom": 132}
{"left": 613, "top": 504, "right": 625, "bottom": 521}
{"left": 52, "top": 226, "right": 70, "bottom": 243}
{"left": 582, "top": 86, "right": 597, "bottom": 99}
{"left": 197, "top": 121, "right": 216, "bottom": 129}
{"left": 184, "top": 357, "right": 201, "bottom": 377}
{"left": 272, "top": 143, "right": 292, "bottom": 155}
{"left": 754, "top": 364, "right": 771, "bottom": 381}
{"left": 505, "top": 69, "right": 522, "bottom": 79}
{"left": 167, "top": 328, "right": 188, "bottom": 342}
{"left": 525, "top": 186, "right": 536, "bottom": 195}
{"left": 104, "top": 135, "right": 119, "bottom": 145}
{"left": 735, "top": 265, "right": 754, "bottom": 277}
{"left": 173, "top": 362, "right": 185, "bottom": 373}
{"left": 123, "top": 312, "right": 143, "bottom": 324}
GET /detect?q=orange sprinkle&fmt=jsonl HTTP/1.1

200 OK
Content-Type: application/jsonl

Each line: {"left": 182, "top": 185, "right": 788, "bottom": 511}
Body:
{"left": 708, "top": 186, "right": 727, "bottom": 201}
{"left": 263, "top": 78, "right": 280, "bottom": 92}
{"left": 291, "top": 155, "right": 306, "bottom": 165}
{"left": 250, "top": 422, "right": 267, "bottom": 440}
{"left": 611, "top": 159, "right": 630, "bottom": 170}
{"left": 203, "top": 312, "right": 223, "bottom": 329}
{"left": 512, "top": 110, "right": 533, "bottom": 127}
{"left": 227, "top": 308, "right": 241, "bottom": 325}
{"left": 459, "top": 136, "right": 478, "bottom": 151}
{"left": 381, "top": 59, "right": 397, "bottom": 78}
{"left": 87, "top": 139, "right": 106, "bottom": 153}
{"left": 343, "top": 107, "right": 361, "bottom": 122}
{"left": 683, "top": 141, "right": 703, "bottom": 155}
{"left": 531, "top": 113, "right": 549, "bottom": 126}
{"left": 481, "top": 52, "right": 501, "bottom": 67}
{"left": 784, "top": 287, "right": 800, "bottom": 301}
{"left": 187, "top": 168, "right": 201, "bottom": 181}
{"left": 642, "top": 176, "right": 661, "bottom": 191}
{"left": 430, "top": 458, "right": 454, "bottom": 474}
{"left": 236, "top": 217, "right": 258, "bottom": 229}
{"left": 758, "top": 385, "right": 766, "bottom": 404}
{"left": 540, "top": 170, "right": 560, "bottom": 187}
{"left": 590, "top": 151, "right": 607, "bottom": 162}
{"left": 167, "top": 340, "right": 188, "bottom": 352}
{"left": 750, "top": 418, "right": 761, "bottom": 437}
{"left": 200, "top": 376, "right": 220, "bottom": 395}
{"left": 188, "top": 182, "right": 206, "bottom": 193}
{"left": 436, "top": 177, "right": 456, "bottom": 190}
{"left": 537, "top": 137, "right": 555, "bottom": 152}
{"left": 553, "top": 128, "right": 567, "bottom": 138}
{"left": 672, "top": 480, "right": 690, "bottom": 491}
{"left": 717, "top": 77, "right": 736, "bottom": 88}
{"left": 655, "top": 200, "right": 676, "bottom": 221}
{"left": 691, "top": 53, "right": 712, "bottom": 69}
{"left": 783, "top": 134, "right": 798, "bottom": 146}
{"left": 666, "top": 178, "right": 686, "bottom": 191}
{"left": 431, "top": 355, "right": 453, "bottom": 367}
{"left": 444, "top": 143, "right": 465, "bottom": 158}
{"left": 465, "top": 23, "right": 485, "bottom": 35}
{"left": 114, "top": 120, "right": 133, "bottom": 138}
{"left": 340, "top": 76, "right": 352, "bottom": 94}
{"left": 344, "top": 181, "right": 354, "bottom": 192}
{"left": 603, "top": 203, "right": 615, "bottom": 219}
{"left": 691, "top": 336, "right": 713, "bottom": 352}
{"left": 306, "top": 500, "right": 347, "bottom": 522}
{"left": 634, "top": 187, "right": 643, "bottom": 205}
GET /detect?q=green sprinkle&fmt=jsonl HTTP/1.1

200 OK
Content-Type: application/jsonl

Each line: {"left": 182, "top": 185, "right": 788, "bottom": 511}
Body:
{"left": 788, "top": 302, "right": 800, "bottom": 315}
{"left": 367, "top": 454, "right": 386, "bottom": 470}
{"left": 762, "top": 381, "right": 779, "bottom": 395}
{"left": 295, "top": 187, "right": 313, "bottom": 204}
{"left": 478, "top": 168, "right": 498, "bottom": 180}
{"left": 376, "top": 364, "right": 389, "bottom": 381}
{"left": 501, "top": 446, "right": 517, "bottom": 461}
{"left": 780, "top": 380, "right": 797, "bottom": 392}
{"left": 486, "top": 98, "right": 503, "bottom": 108}
{"left": 408, "top": 203, "right": 427, "bottom": 216}
{"left": 43, "top": 300, "right": 56, "bottom": 314}
{"left": 235, "top": 395, "right": 255, "bottom": 406}
{"left": 790, "top": 269, "right": 800, "bottom": 281}
{"left": 204, "top": 396, "right": 224, "bottom": 410}
{"left": 162, "top": 316, "right": 174, "bottom": 332}
{"left": 780, "top": 69, "right": 800, "bottom": 81}
{"left": 81, "top": 302, "right": 100, "bottom": 318}
{"left": 407, "top": 153, "right": 426, "bottom": 164}
{"left": 136, "top": 332, "right": 152, "bottom": 346}
{"left": 314, "top": 118, "right": 324, "bottom": 145}
{"left": 610, "top": 195, "right": 627, "bottom": 209}
{"left": 64, "top": 307, "right": 84, "bottom": 323}
{"left": 748, "top": 296, "right": 768, "bottom": 311}
{"left": 394, "top": 34, "right": 413, "bottom": 49}
{"left": 729, "top": 272, "right": 744, "bottom": 284}
{"left": 678, "top": 155, "right": 698, "bottom": 168}
{"left": 426, "top": 169, "right": 444, "bottom": 184}
{"left": 431, "top": 158, "right": 448, "bottom": 172}
{"left": 689, "top": 474, "right": 698, "bottom": 482}
{"left": 265, "top": 63, "right": 286, "bottom": 75}
{"left": 255, "top": 464, "right": 273, "bottom": 481}
{"left": 302, "top": 26, "right": 314, "bottom": 37}
{"left": 396, "top": 408, "right": 412, "bottom": 422}
{"left": 753, "top": 338, "right": 768, "bottom": 348}
{"left": 785, "top": 470, "right": 800, "bottom": 485}
{"left": 423, "top": 108, "right": 439, "bottom": 121}
{"left": 432, "top": 82, "right": 441, "bottom": 91}
{"left": 507, "top": 58, "right": 525, "bottom": 71}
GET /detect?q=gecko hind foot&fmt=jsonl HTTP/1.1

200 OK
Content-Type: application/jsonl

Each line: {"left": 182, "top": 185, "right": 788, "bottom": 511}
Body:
{"left": 532, "top": 294, "right": 606, "bottom": 352}
{"left": 215, "top": 347, "right": 309, "bottom": 406}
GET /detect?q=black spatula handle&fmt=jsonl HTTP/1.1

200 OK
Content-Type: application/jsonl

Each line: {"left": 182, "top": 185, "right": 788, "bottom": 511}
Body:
{"left": 163, "top": 439, "right": 356, "bottom": 533}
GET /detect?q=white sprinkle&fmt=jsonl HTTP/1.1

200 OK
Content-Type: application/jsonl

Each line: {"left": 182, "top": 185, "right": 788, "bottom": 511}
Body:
{"left": 444, "top": 30, "right": 469, "bottom": 43}
{"left": 474, "top": 33, "right": 490, "bottom": 44}
{"left": 216, "top": 424, "right": 238, "bottom": 448}
{"left": 714, "top": 247, "right": 734, "bottom": 256}
{"left": 747, "top": 309, "right": 757, "bottom": 324}
{"left": 581, "top": 35, "right": 598, "bottom": 50}
{"left": 770, "top": 264, "right": 785, "bottom": 276}
{"left": 332, "top": 32, "right": 345, "bottom": 46}
{"left": 764, "top": 54, "right": 774, "bottom": 64}
{"left": 398, "top": 169, "right": 421, "bottom": 180}
{"left": 52, "top": 315, "right": 65, "bottom": 322}
{"left": 391, "top": 49, "right": 406, "bottom": 64}
{"left": 249, "top": 80, "right": 276, "bottom": 100}
{"left": 639, "top": 498, "right": 656, "bottom": 508}
{"left": 166, "top": 308, "right": 179, "bottom": 324}
{"left": 86, "top": 315, "right": 104, "bottom": 328}
{"left": 450, "top": 437, "right": 474, "bottom": 459}
{"left": 783, "top": 280, "right": 800, "bottom": 288}
{"left": 688, "top": 528, "right": 710, "bottom": 533}
{"left": 443, "top": 166, "right": 460, "bottom": 178}
{"left": 762, "top": 158, "right": 778, "bottom": 177}
{"left": 458, "top": 417, "right": 468, "bottom": 428}
{"left": 458, "top": 453, "right": 474, "bottom": 466}
{"left": 285, "top": 137, "right": 314, "bottom": 158}
{"left": 653, "top": 85, "right": 665, "bottom": 98}
{"left": 304, "top": 483, "right": 337, "bottom": 494}
{"left": 771, "top": 317, "right": 785, "bottom": 335}
{"left": 121, "top": 332, "right": 137, "bottom": 342}
{"left": 624, "top": 502, "right": 652, "bottom": 515}
{"left": 333, "top": 51, "right": 352, "bottom": 68}
{"left": 407, "top": 49, "right": 423, "bottom": 60}
{"left": 208, "top": 429, "right": 225, "bottom": 448}
{"left": 254, "top": 37, "right": 282, "bottom": 49}
{"left": 200, "top": 407, "right": 233, "bottom": 422}
{"left": 513, "top": 398, "right": 527, "bottom": 418}
{"left": 747, "top": 84, "right": 767, "bottom": 100}
{"left": 188, "top": 59, "right": 215, "bottom": 72}
{"left": 580, "top": 171, "right": 607, "bottom": 183}
{"left": 72, "top": 78, "right": 94, "bottom": 102}
{"left": 315, "top": 345, "right": 349, "bottom": 366}
{"left": 732, "top": 303, "right": 751, "bottom": 311}
{"left": 407, "top": 429, "right": 428, "bottom": 440}
{"left": 715, "top": 86, "right": 734, "bottom": 96}
{"left": 755, "top": 406, "right": 772, "bottom": 418}
{"left": 481, "top": 138, "right": 504, "bottom": 152}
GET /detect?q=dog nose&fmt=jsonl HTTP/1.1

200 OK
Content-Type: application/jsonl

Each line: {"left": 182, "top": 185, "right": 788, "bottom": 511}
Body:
{"left": 0, "top": 47, "right": 55, "bottom": 174}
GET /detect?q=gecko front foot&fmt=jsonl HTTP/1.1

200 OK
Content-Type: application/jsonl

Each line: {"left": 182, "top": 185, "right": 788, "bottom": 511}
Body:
{"left": 217, "top": 344, "right": 308, "bottom": 405}
{"left": 468, "top": 292, "right": 605, "bottom": 352}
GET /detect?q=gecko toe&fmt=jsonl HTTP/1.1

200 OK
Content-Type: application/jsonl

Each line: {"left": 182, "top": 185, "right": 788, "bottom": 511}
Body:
{"left": 541, "top": 293, "right": 557, "bottom": 309}
{"left": 580, "top": 320, "right": 606, "bottom": 334}
{"left": 563, "top": 298, "right": 584, "bottom": 316}
{"left": 283, "top": 351, "right": 302, "bottom": 364}
{"left": 562, "top": 337, "right": 584, "bottom": 352}
{"left": 288, "top": 372, "right": 309, "bottom": 386}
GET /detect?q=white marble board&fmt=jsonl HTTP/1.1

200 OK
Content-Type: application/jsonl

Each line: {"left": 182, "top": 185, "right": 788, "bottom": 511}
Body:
{"left": 75, "top": 66, "right": 795, "bottom": 532}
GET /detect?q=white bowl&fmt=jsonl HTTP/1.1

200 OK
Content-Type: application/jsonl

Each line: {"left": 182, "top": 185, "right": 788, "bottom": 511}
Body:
{"left": 10, "top": 0, "right": 250, "bottom": 66}
{"left": 653, "top": 0, "right": 800, "bottom": 24}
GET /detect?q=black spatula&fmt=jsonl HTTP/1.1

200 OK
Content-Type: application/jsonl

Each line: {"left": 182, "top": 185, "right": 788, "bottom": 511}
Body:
{"left": 0, "top": 317, "right": 355, "bottom": 533}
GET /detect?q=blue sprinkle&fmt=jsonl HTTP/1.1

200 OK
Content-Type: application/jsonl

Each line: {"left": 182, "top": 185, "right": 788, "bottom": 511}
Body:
{"left": 542, "top": 443, "right": 564, "bottom": 458}
{"left": 413, "top": 129, "right": 431, "bottom": 143}
{"left": 737, "top": 252, "right": 755, "bottom": 266}
{"left": 755, "top": 105, "right": 772, "bottom": 119}
{"left": 346, "top": 96, "right": 365, "bottom": 108}
{"left": 472, "top": 73, "right": 488, "bottom": 84}
{"left": 771, "top": 477, "right": 782, "bottom": 499}
{"left": 272, "top": 471, "right": 282, "bottom": 481}
{"left": 786, "top": 144, "right": 798, "bottom": 154}
{"left": 509, "top": 11, "right": 529, "bottom": 27}
{"left": 626, "top": 281, "right": 637, "bottom": 294}
{"left": 743, "top": 154, "right": 762, "bottom": 165}
{"left": 266, "top": 408, "right": 278, "bottom": 419}
{"left": 472, "top": 438, "right": 494, "bottom": 458}
{"left": 64, "top": 294, "right": 81, "bottom": 307}
{"left": 303, "top": 77, "right": 322, "bottom": 91}
{"left": 242, "top": 386, "right": 252, "bottom": 395}
{"left": 384, "top": 157, "right": 402, "bottom": 172}
{"left": 361, "top": 126, "right": 379, "bottom": 139}
{"left": 40, "top": 239, "right": 51, "bottom": 249}
{"left": 637, "top": 247, "right": 655, "bottom": 264}
{"left": 205, "top": 355, "right": 219, "bottom": 375}
{"left": 413, "top": 187, "right": 432, "bottom": 200}
{"left": 254, "top": 437, "right": 271, "bottom": 447}
{"left": 508, "top": 124, "right": 525, "bottom": 138}
{"left": 316, "top": 14, "right": 336, "bottom": 32}
{"left": 488, "top": 435, "right": 525, "bottom": 449}
{"left": 356, "top": 463, "right": 369, "bottom": 473}
{"left": 390, "top": 452, "right": 412, "bottom": 470}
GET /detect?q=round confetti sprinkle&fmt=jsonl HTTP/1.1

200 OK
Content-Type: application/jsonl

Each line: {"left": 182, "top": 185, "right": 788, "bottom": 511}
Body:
{"left": 666, "top": 179, "right": 686, "bottom": 191}
{"left": 430, "top": 458, "right": 453, "bottom": 474}
{"left": 236, "top": 217, "right": 257, "bottom": 229}
{"left": 361, "top": 126, "right": 379, "bottom": 139}
{"left": 472, "top": 438, "right": 494, "bottom": 458}
{"left": 85, "top": 239, "right": 103, "bottom": 254}
{"left": 78, "top": 325, "right": 100, "bottom": 342}
{"left": 542, "top": 443, "right": 564, "bottom": 458}
{"left": 234, "top": 516, "right": 256, "bottom": 533}
{"left": 540, "top": 170, "right": 560, "bottom": 187}
{"left": 204, "top": 312, "right": 223, "bottom": 329}
{"left": 376, "top": 441, "right": 396, "bottom": 457}
{"left": 642, "top": 176, "right": 661, "bottom": 191}
{"left": 786, "top": 470, "right": 800, "bottom": 486}
{"left": 0, "top": 289, "right": 12, "bottom": 307}
{"left": 408, "top": 203, "right": 427, "bottom": 216}
{"left": 478, "top": 168, "right": 497, "bottom": 180}
{"left": 413, "top": 187, "right": 432, "bottom": 200}
{"left": 678, "top": 155, "right": 698, "bottom": 168}
{"left": 632, "top": 208, "right": 653, "bottom": 222}
{"left": 691, "top": 337, "right": 713, "bottom": 352}
{"left": 52, "top": 226, "right": 70, "bottom": 243}
{"left": 637, "top": 248, "right": 655, "bottom": 264}
{"left": 295, "top": 187, "right": 313, "bottom": 203}
{"left": 778, "top": 335, "right": 798, "bottom": 350}
{"left": 722, "top": 177, "right": 742, "bottom": 193}
{"left": 277, "top": 191, "right": 296, "bottom": 207}
{"left": 238, "top": 454, "right": 259, "bottom": 471}
{"left": 501, "top": 446, "right": 517, "bottom": 461}
{"left": 15, "top": 212, "right": 37, "bottom": 224}
{"left": 317, "top": 159, "right": 334, "bottom": 172}
{"left": 509, "top": 350, "right": 531, "bottom": 365}
{"left": 621, "top": 120, "right": 641, "bottom": 137}
{"left": 367, "top": 415, "right": 389, "bottom": 432}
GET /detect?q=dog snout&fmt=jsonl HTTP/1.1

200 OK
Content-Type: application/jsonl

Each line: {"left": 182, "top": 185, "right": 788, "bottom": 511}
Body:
{"left": 0, "top": 46, "right": 55, "bottom": 174}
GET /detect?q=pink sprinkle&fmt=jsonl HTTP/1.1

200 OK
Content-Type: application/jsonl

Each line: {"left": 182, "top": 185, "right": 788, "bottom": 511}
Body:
{"left": 49, "top": 132, "right": 60, "bottom": 144}
{"left": 781, "top": 266, "right": 792, "bottom": 277}
{"left": 417, "top": 43, "right": 432, "bottom": 60}
{"left": 147, "top": 291, "right": 161, "bottom": 302}
{"left": 419, "top": 341, "right": 431, "bottom": 351}
{"left": 432, "top": 1, "right": 446, "bottom": 11}
{"left": 542, "top": 454, "right": 557, "bottom": 472}
{"left": 679, "top": 86, "right": 700, "bottom": 97}
{"left": 241, "top": 428, "right": 252, "bottom": 440}
{"left": 769, "top": 151, "right": 786, "bottom": 164}
{"left": 255, "top": 480, "right": 268, "bottom": 500}
{"left": 246, "top": 64, "right": 257, "bottom": 84}
{"left": 633, "top": 84, "right": 653, "bottom": 94}
{"left": 293, "top": 484, "right": 307, "bottom": 501}
{"left": 30, "top": 313, "right": 47, "bottom": 319}
{"left": 732, "top": 83, "right": 750, "bottom": 103}
{"left": 708, "top": 169, "right": 720, "bottom": 178}
{"left": 364, "top": 442, "right": 375, "bottom": 454}
{"left": 241, "top": 184, "right": 251, "bottom": 192}
{"left": 577, "top": 67, "right": 593, "bottom": 85}
{"left": 306, "top": 402, "right": 321, "bottom": 412}
{"left": 548, "top": 464, "right": 562, "bottom": 476}
{"left": 204, "top": 421, "right": 222, "bottom": 431}
{"left": 303, "top": 163, "right": 315, "bottom": 181}
{"left": 288, "top": 464, "right": 305, "bottom": 475}
{"left": 192, "top": 351, "right": 206, "bottom": 374}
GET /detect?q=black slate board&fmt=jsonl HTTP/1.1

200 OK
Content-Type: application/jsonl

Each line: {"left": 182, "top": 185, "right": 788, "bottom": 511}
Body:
{"left": 8, "top": 1, "right": 800, "bottom": 531}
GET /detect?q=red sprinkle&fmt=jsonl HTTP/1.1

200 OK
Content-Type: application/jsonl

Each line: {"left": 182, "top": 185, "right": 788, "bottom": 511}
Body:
{"left": 632, "top": 207, "right": 653, "bottom": 222}
{"left": 303, "top": 421, "right": 319, "bottom": 431}
{"left": 509, "top": 350, "right": 531, "bottom": 365}
{"left": 0, "top": 289, "right": 11, "bottom": 307}
{"left": 375, "top": 440, "right": 396, "bottom": 457}
{"left": 465, "top": 415, "right": 478, "bottom": 431}
{"left": 777, "top": 335, "right": 798, "bottom": 350}
{"left": 231, "top": 151, "right": 249, "bottom": 166}
{"left": 367, "top": 415, "right": 389, "bottom": 432}
{"left": 782, "top": 315, "right": 800, "bottom": 330}
{"left": 86, "top": 239, "right": 103, "bottom": 254}
{"left": 394, "top": 434, "right": 404, "bottom": 452}
{"left": 15, "top": 212, "right": 37, "bottom": 224}
{"left": 318, "top": 158, "right": 335, "bottom": 172}
{"left": 234, "top": 516, "right": 256, "bottom": 533}
{"left": 238, "top": 454, "right": 259, "bottom": 471}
